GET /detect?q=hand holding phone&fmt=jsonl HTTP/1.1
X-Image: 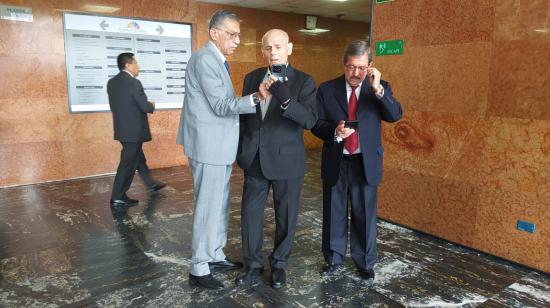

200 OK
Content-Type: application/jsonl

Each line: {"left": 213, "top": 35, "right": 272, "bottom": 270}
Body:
{"left": 344, "top": 120, "right": 358, "bottom": 130}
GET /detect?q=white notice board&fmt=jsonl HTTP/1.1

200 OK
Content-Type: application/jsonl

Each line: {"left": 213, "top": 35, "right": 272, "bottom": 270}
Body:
{"left": 63, "top": 12, "right": 192, "bottom": 112}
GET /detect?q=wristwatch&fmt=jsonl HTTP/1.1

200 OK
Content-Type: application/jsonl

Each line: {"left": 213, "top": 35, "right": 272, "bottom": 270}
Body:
{"left": 252, "top": 92, "right": 262, "bottom": 105}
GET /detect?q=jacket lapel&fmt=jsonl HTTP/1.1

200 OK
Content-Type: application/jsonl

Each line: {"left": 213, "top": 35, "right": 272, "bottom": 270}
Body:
{"left": 205, "top": 42, "right": 232, "bottom": 85}
{"left": 357, "top": 79, "right": 372, "bottom": 118}
{"left": 333, "top": 75, "right": 348, "bottom": 117}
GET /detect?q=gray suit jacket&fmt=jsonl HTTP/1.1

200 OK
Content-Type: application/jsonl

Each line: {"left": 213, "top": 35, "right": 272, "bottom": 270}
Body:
{"left": 176, "top": 41, "right": 256, "bottom": 165}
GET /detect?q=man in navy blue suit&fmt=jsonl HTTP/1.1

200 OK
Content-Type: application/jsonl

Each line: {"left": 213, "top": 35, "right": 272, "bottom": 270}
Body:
{"left": 311, "top": 40, "right": 403, "bottom": 280}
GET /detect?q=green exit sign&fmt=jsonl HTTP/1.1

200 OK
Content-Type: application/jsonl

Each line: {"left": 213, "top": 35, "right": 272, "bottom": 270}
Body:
{"left": 376, "top": 0, "right": 394, "bottom": 3}
{"left": 375, "top": 39, "right": 404, "bottom": 56}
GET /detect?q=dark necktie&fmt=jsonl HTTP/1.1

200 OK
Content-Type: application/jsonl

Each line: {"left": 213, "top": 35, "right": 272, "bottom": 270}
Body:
{"left": 224, "top": 61, "right": 230, "bottom": 75}
{"left": 344, "top": 86, "right": 359, "bottom": 153}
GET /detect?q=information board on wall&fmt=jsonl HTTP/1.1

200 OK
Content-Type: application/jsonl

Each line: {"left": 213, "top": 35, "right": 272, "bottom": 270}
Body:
{"left": 63, "top": 12, "right": 192, "bottom": 112}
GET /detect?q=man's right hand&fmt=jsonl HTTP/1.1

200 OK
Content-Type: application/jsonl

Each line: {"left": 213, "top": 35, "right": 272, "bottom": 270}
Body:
{"left": 335, "top": 120, "right": 355, "bottom": 139}
{"left": 258, "top": 83, "right": 271, "bottom": 101}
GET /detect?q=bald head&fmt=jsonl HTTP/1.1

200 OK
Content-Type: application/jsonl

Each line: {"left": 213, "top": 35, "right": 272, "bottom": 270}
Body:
{"left": 261, "top": 29, "right": 293, "bottom": 66}
{"left": 262, "top": 29, "right": 289, "bottom": 46}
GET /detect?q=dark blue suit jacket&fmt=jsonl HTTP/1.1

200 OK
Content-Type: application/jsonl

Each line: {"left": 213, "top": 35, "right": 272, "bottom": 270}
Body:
{"left": 311, "top": 75, "right": 403, "bottom": 187}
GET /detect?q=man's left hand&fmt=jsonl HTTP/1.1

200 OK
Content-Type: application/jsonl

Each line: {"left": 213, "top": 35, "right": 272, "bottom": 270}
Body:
{"left": 368, "top": 67, "right": 383, "bottom": 94}
{"left": 268, "top": 80, "right": 291, "bottom": 104}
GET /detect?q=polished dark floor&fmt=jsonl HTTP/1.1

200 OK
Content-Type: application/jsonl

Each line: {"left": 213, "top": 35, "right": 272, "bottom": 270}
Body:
{"left": 1, "top": 152, "right": 548, "bottom": 307}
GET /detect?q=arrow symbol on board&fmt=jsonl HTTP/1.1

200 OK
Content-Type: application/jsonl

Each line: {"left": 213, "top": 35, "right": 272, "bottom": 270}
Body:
{"left": 100, "top": 20, "right": 109, "bottom": 30}
{"left": 156, "top": 25, "right": 164, "bottom": 35}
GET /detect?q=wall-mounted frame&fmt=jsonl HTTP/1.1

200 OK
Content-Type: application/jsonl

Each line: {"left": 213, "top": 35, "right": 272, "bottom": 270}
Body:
{"left": 63, "top": 12, "right": 192, "bottom": 113}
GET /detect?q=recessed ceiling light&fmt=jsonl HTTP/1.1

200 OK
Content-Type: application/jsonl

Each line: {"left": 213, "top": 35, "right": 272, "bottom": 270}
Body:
{"left": 298, "top": 28, "right": 331, "bottom": 35}
{"left": 82, "top": 5, "right": 120, "bottom": 13}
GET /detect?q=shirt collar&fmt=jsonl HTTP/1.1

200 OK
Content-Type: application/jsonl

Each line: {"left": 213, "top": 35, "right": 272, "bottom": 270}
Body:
{"left": 123, "top": 69, "right": 134, "bottom": 78}
{"left": 346, "top": 81, "right": 363, "bottom": 91}
{"left": 208, "top": 41, "right": 226, "bottom": 63}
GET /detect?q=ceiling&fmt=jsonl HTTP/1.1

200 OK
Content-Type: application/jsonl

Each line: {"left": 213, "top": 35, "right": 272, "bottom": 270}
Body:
{"left": 195, "top": 0, "right": 372, "bottom": 23}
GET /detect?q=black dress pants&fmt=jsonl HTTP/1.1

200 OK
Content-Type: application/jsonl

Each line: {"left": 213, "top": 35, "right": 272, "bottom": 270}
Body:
{"left": 241, "top": 154, "right": 304, "bottom": 269}
{"left": 111, "top": 141, "right": 156, "bottom": 200}
{"left": 322, "top": 156, "right": 378, "bottom": 271}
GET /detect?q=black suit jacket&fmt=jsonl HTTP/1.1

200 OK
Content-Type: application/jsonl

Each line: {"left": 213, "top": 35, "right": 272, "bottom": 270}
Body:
{"left": 107, "top": 71, "right": 155, "bottom": 142}
{"left": 311, "top": 75, "right": 403, "bottom": 187}
{"left": 237, "top": 65, "right": 317, "bottom": 180}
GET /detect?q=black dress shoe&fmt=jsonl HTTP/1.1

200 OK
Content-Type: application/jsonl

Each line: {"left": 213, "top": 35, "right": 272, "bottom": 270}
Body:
{"left": 188, "top": 273, "right": 224, "bottom": 289}
{"left": 110, "top": 197, "right": 139, "bottom": 205}
{"left": 358, "top": 268, "right": 375, "bottom": 280}
{"left": 235, "top": 267, "right": 263, "bottom": 286}
{"left": 208, "top": 258, "right": 243, "bottom": 270}
{"left": 321, "top": 263, "right": 344, "bottom": 275}
{"left": 271, "top": 267, "right": 286, "bottom": 289}
{"left": 148, "top": 182, "right": 166, "bottom": 193}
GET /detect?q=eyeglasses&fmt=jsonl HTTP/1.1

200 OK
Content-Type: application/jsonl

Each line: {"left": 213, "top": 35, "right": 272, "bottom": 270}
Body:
{"left": 215, "top": 27, "right": 241, "bottom": 40}
{"left": 344, "top": 65, "right": 369, "bottom": 72}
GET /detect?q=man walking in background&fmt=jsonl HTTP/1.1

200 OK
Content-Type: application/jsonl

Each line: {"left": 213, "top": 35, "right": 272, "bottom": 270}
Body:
{"left": 108, "top": 52, "right": 165, "bottom": 207}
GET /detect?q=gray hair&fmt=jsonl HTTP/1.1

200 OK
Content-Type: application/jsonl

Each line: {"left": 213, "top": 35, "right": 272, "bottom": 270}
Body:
{"left": 208, "top": 10, "right": 240, "bottom": 30}
{"left": 343, "top": 40, "right": 372, "bottom": 64}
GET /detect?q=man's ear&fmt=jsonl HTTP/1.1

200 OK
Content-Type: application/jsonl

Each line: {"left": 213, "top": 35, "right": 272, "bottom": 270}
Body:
{"left": 209, "top": 28, "right": 218, "bottom": 41}
{"left": 287, "top": 42, "right": 293, "bottom": 56}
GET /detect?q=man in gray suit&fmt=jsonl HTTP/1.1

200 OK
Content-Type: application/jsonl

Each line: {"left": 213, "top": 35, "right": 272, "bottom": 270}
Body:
{"left": 176, "top": 10, "right": 266, "bottom": 290}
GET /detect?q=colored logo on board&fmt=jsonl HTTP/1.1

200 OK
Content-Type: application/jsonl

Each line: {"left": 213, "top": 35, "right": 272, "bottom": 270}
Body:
{"left": 127, "top": 21, "right": 140, "bottom": 29}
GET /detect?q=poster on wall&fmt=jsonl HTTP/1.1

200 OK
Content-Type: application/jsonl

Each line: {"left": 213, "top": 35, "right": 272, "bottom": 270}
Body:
{"left": 63, "top": 12, "right": 192, "bottom": 112}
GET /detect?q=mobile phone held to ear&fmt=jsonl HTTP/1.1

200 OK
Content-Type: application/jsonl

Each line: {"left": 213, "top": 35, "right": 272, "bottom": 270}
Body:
{"left": 271, "top": 64, "right": 287, "bottom": 82}
{"left": 344, "top": 120, "right": 358, "bottom": 130}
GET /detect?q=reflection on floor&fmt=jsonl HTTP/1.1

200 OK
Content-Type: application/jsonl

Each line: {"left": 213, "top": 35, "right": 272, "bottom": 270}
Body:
{"left": 1, "top": 152, "right": 548, "bottom": 307}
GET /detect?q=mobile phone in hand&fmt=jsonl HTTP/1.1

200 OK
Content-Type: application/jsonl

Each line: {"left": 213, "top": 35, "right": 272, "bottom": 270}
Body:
{"left": 344, "top": 120, "right": 358, "bottom": 130}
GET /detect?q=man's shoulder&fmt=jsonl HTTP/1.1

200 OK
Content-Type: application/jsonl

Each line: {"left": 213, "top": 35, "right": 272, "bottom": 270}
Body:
{"left": 319, "top": 75, "right": 343, "bottom": 90}
{"left": 291, "top": 67, "right": 313, "bottom": 81}
{"left": 191, "top": 44, "right": 218, "bottom": 63}
{"left": 245, "top": 67, "right": 266, "bottom": 79}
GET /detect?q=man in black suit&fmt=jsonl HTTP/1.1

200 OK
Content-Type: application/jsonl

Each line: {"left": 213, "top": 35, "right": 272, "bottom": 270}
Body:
{"left": 108, "top": 53, "right": 165, "bottom": 206}
{"left": 234, "top": 29, "right": 317, "bottom": 288}
{"left": 311, "top": 40, "right": 402, "bottom": 280}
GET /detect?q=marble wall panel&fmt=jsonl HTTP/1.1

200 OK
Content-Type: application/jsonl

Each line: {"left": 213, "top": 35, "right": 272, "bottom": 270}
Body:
{"left": 0, "top": 54, "right": 67, "bottom": 99}
{"left": 474, "top": 188, "right": 550, "bottom": 272}
{"left": 141, "top": 134, "right": 187, "bottom": 169}
{"left": 374, "top": 42, "right": 492, "bottom": 114}
{"left": 494, "top": 0, "right": 550, "bottom": 41}
{"left": 382, "top": 111, "right": 480, "bottom": 179}
{"left": 373, "top": 0, "right": 494, "bottom": 47}
{"left": 448, "top": 117, "right": 550, "bottom": 200}
{"left": 487, "top": 40, "right": 550, "bottom": 120}
{"left": 374, "top": 0, "right": 549, "bottom": 271}
{"left": 378, "top": 167, "right": 480, "bottom": 247}
{"left": 0, "top": 141, "right": 66, "bottom": 185}
{"left": 0, "top": 98, "right": 66, "bottom": 144}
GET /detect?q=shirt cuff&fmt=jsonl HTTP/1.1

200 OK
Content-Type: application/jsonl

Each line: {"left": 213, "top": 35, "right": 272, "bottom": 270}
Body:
{"left": 249, "top": 94, "right": 256, "bottom": 106}
{"left": 374, "top": 86, "right": 384, "bottom": 99}
{"left": 280, "top": 98, "right": 290, "bottom": 110}
{"left": 334, "top": 129, "right": 343, "bottom": 143}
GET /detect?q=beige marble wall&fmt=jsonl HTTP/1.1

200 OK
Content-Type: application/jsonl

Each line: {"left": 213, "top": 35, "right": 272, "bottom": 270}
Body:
{"left": 0, "top": 0, "right": 368, "bottom": 186}
{"left": 373, "top": 0, "right": 549, "bottom": 272}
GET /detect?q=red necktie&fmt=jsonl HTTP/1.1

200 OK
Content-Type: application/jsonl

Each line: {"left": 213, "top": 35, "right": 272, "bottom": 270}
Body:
{"left": 344, "top": 86, "right": 359, "bottom": 153}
